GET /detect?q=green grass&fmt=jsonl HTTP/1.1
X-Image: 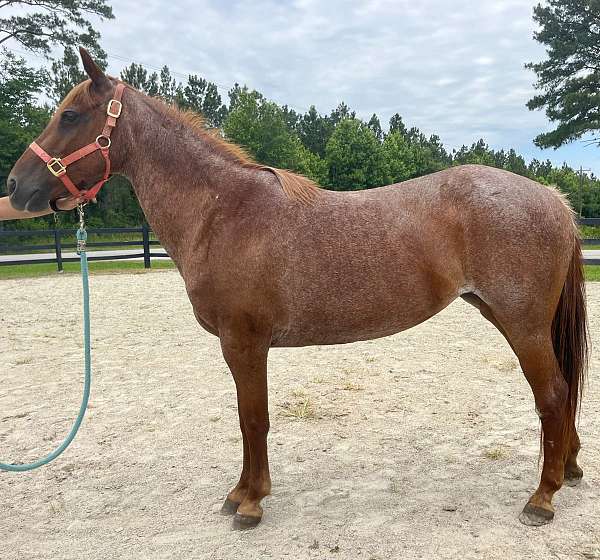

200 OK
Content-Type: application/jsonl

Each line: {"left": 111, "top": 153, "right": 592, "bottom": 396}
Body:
{"left": 584, "top": 265, "right": 600, "bottom": 281}
{"left": 1, "top": 260, "right": 599, "bottom": 282}
{"left": 0, "top": 259, "right": 175, "bottom": 279}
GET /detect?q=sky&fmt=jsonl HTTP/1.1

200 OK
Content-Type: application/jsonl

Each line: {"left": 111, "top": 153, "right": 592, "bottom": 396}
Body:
{"left": 17, "top": 0, "right": 600, "bottom": 174}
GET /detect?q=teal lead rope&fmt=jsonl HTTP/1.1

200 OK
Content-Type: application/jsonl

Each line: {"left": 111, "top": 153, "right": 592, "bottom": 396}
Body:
{"left": 0, "top": 205, "right": 92, "bottom": 472}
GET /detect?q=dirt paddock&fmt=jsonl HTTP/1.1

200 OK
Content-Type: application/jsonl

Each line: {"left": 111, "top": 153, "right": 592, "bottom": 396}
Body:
{"left": 0, "top": 270, "right": 598, "bottom": 560}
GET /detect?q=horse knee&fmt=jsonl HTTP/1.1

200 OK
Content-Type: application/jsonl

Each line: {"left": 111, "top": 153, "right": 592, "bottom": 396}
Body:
{"left": 244, "top": 416, "right": 270, "bottom": 437}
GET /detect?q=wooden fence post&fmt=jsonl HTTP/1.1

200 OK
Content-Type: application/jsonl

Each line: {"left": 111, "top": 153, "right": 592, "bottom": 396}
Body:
{"left": 142, "top": 222, "right": 151, "bottom": 269}
{"left": 54, "top": 228, "right": 63, "bottom": 272}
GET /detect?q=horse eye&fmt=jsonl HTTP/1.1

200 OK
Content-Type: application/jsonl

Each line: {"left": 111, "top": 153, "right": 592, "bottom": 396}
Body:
{"left": 61, "top": 110, "right": 79, "bottom": 123}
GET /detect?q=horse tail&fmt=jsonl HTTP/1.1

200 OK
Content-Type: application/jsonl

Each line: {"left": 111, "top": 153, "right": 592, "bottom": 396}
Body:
{"left": 551, "top": 233, "right": 589, "bottom": 442}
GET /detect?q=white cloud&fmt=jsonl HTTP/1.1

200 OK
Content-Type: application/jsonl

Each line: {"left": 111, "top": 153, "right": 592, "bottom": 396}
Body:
{"left": 474, "top": 56, "right": 495, "bottom": 66}
{"left": 88, "top": 0, "right": 599, "bottom": 172}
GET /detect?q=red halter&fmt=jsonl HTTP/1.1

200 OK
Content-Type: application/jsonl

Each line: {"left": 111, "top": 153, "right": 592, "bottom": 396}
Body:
{"left": 29, "top": 83, "right": 126, "bottom": 202}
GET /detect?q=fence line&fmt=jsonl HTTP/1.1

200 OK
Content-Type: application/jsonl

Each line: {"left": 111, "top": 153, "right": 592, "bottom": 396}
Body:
{"left": 0, "top": 219, "right": 598, "bottom": 270}
{"left": 0, "top": 223, "right": 168, "bottom": 270}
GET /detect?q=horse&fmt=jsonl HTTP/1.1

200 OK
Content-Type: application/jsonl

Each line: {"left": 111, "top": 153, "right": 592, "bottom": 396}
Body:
{"left": 7, "top": 48, "right": 588, "bottom": 530}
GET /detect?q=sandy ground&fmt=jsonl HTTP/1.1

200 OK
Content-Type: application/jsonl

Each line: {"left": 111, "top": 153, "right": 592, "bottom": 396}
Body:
{"left": 0, "top": 270, "right": 598, "bottom": 560}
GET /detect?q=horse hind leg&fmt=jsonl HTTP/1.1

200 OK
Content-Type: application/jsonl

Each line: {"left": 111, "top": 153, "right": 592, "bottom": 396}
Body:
{"left": 564, "top": 429, "right": 583, "bottom": 487}
{"left": 461, "top": 293, "right": 574, "bottom": 525}
{"left": 512, "top": 334, "right": 570, "bottom": 526}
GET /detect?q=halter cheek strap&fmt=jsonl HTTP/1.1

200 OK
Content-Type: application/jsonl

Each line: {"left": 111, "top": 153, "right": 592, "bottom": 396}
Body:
{"left": 29, "top": 82, "right": 126, "bottom": 202}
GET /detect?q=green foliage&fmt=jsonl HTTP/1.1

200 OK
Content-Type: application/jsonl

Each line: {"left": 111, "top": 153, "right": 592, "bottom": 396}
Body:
{"left": 453, "top": 139, "right": 497, "bottom": 166}
{"left": 405, "top": 130, "right": 451, "bottom": 176}
{"left": 580, "top": 225, "right": 600, "bottom": 239}
{"left": 526, "top": 0, "right": 600, "bottom": 148}
{"left": 296, "top": 143, "right": 328, "bottom": 185}
{"left": 0, "top": 0, "right": 113, "bottom": 59}
{"left": 281, "top": 104, "right": 300, "bottom": 131}
{"left": 3, "top": 8, "right": 600, "bottom": 234}
{"left": 382, "top": 132, "right": 416, "bottom": 183}
{"left": 389, "top": 113, "right": 408, "bottom": 136}
{"left": 297, "top": 105, "right": 334, "bottom": 157}
{"left": 223, "top": 89, "right": 314, "bottom": 172}
{"left": 120, "top": 63, "right": 159, "bottom": 96}
{"left": 367, "top": 113, "right": 383, "bottom": 141}
{"left": 542, "top": 164, "right": 600, "bottom": 216}
{"left": 227, "top": 83, "right": 245, "bottom": 112}
{"left": 176, "top": 75, "right": 228, "bottom": 127}
{"left": 120, "top": 65, "right": 228, "bottom": 128}
{"left": 0, "top": 52, "right": 51, "bottom": 185}
{"left": 158, "top": 65, "right": 179, "bottom": 102}
{"left": 325, "top": 119, "right": 389, "bottom": 190}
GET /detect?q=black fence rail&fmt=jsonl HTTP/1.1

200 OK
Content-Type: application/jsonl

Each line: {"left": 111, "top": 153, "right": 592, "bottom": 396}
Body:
{"left": 0, "top": 219, "right": 598, "bottom": 270}
{"left": 0, "top": 223, "right": 169, "bottom": 270}
{"left": 580, "top": 218, "right": 600, "bottom": 265}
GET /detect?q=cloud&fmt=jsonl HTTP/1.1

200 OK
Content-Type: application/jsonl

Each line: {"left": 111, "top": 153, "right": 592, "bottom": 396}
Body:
{"left": 92, "top": 0, "right": 599, "bottom": 172}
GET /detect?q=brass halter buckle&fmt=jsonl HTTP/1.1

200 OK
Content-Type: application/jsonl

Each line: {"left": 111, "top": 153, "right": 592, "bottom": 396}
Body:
{"left": 107, "top": 99, "right": 122, "bottom": 118}
{"left": 47, "top": 157, "right": 67, "bottom": 177}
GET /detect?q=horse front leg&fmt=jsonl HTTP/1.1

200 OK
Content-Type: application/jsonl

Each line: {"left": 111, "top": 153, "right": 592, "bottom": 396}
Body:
{"left": 220, "top": 418, "right": 250, "bottom": 514}
{"left": 219, "top": 332, "right": 271, "bottom": 530}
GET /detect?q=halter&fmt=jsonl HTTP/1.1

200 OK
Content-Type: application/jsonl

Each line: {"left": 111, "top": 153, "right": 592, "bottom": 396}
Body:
{"left": 29, "top": 82, "right": 126, "bottom": 202}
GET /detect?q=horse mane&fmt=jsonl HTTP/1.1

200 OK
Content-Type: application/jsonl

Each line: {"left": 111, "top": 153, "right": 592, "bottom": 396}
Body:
{"left": 63, "top": 80, "right": 321, "bottom": 204}
{"left": 171, "top": 109, "right": 321, "bottom": 205}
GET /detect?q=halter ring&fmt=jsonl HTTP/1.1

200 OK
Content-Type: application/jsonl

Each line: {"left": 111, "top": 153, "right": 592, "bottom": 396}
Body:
{"left": 95, "top": 135, "right": 111, "bottom": 149}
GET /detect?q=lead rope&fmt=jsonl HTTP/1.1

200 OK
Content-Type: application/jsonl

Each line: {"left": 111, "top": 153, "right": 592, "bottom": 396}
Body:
{"left": 0, "top": 205, "right": 92, "bottom": 471}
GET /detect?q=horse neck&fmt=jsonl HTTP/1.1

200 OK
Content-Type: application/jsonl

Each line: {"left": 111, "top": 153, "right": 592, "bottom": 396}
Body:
{"left": 114, "top": 91, "right": 259, "bottom": 260}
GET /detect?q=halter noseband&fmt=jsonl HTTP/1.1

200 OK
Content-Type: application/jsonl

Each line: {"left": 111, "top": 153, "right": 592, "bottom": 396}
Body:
{"left": 29, "top": 82, "right": 126, "bottom": 202}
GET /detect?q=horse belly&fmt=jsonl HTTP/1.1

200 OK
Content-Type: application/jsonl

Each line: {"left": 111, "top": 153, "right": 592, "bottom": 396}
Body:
{"left": 273, "top": 267, "right": 460, "bottom": 347}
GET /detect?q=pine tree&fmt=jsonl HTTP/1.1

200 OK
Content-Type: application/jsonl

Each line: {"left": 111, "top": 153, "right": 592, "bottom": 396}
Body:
{"left": 367, "top": 113, "right": 383, "bottom": 142}
{"left": 0, "top": 0, "right": 113, "bottom": 59}
{"left": 526, "top": 0, "right": 600, "bottom": 147}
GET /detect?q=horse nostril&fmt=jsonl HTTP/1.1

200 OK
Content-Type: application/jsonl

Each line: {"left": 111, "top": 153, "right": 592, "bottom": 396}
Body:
{"left": 7, "top": 177, "right": 17, "bottom": 196}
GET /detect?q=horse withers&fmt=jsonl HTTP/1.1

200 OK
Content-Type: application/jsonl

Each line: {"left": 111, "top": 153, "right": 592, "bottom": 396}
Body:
{"left": 7, "top": 48, "right": 588, "bottom": 529}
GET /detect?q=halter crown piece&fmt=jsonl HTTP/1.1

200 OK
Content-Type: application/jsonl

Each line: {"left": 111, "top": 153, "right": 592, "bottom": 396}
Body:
{"left": 29, "top": 83, "right": 126, "bottom": 202}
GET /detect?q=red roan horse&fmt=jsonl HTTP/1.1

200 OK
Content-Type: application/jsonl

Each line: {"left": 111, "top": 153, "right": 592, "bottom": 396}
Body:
{"left": 8, "top": 49, "right": 588, "bottom": 529}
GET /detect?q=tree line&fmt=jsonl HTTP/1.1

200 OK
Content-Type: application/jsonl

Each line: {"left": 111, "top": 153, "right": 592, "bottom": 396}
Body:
{"left": 1, "top": 0, "right": 599, "bottom": 233}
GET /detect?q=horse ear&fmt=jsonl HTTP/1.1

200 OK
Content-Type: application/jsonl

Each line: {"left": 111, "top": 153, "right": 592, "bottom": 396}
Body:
{"left": 79, "top": 47, "right": 110, "bottom": 89}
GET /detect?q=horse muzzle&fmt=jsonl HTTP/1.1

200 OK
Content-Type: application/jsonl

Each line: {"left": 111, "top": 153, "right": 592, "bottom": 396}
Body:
{"left": 7, "top": 173, "right": 50, "bottom": 212}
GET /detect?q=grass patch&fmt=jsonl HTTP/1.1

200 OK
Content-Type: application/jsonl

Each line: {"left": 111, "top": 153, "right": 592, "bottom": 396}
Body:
{"left": 483, "top": 447, "right": 509, "bottom": 460}
{"left": 585, "top": 265, "right": 600, "bottom": 281}
{"left": 342, "top": 381, "right": 364, "bottom": 391}
{"left": 0, "top": 259, "right": 175, "bottom": 279}
{"left": 280, "top": 397, "right": 316, "bottom": 420}
{"left": 2, "top": 260, "right": 599, "bottom": 283}
{"left": 14, "top": 356, "right": 34, "bottom": 365}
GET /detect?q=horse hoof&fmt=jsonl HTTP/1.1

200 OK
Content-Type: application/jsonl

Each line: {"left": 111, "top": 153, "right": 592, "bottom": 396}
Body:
{"left": 564, "top": 467, "right": 583, "bottom": 487}
{"left": 220, "top": 498, "right": 240, "bottom": 516}
{"left": 232, "top": 512, "right": 262, "bottom": 530}
{"left": 564, "top": 476, "right": 583, "bottom": 487}
{"left": 519, "top": 503, "right": 554, "bottom": 526}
